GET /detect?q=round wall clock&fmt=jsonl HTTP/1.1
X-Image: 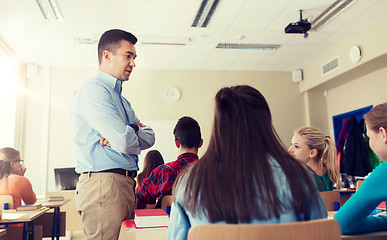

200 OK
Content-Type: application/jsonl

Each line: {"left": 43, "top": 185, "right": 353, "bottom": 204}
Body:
{"left": 165, "top": 87, "right": 181, "bottom": 102}
{"left": 349, "top": 45, "right": 362, "bottom": 63}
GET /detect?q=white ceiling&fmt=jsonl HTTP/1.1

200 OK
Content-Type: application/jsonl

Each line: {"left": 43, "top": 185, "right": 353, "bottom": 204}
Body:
{"left": 1, "top": 0, "right": 387, "bottom": 71}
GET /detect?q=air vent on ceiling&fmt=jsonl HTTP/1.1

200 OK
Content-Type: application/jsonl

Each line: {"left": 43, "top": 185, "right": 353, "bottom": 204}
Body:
{"left": 216, "top": 43, "right": 281, "bottom": 50}
{"left": 322, "top": 57, "right": 339, "bottom": 75}
{"left": 139, "top": 36, "right": 189, "bottom": 46}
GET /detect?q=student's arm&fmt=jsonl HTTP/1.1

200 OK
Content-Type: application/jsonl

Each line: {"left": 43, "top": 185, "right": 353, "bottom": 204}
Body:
{"left": 167, "top": 202, "right": 191, "bottom": 240}
{"left": 334, "top": 162, "right": 387, "bottom": 234}
{"left": 136, "top": 168, "right": 163, "bottom": 209}
{"left": 309, "top": 191, "right": 328, "bottom": 220}
{"left": 17, "top": 177, "right": 37, "bottom": 205}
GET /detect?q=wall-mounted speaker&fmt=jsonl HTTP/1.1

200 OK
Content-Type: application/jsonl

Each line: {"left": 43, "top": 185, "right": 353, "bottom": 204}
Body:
{"left": 292, "top": 69, "right": 303, "bottom": 83}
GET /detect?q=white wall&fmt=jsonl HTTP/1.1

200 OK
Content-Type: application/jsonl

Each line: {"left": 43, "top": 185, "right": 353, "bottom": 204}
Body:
{"left": 23, "top": 67, "right": 304, "bottom": 194}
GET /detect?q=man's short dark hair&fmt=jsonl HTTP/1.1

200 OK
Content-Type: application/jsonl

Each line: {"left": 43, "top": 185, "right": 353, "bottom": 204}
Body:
{"left": 98, "top": 29, "right": 138, "bottom": 64}
{"left": 173, "top": 116, "right": 201, "bottom": 148}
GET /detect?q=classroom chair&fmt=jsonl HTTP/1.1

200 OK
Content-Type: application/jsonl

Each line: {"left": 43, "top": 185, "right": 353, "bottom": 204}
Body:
{"left": 319, "top": 191, "right": 340, "bottom": 211}
{"left": 356, "top": 180, "right": 364, "bottom": 191}
{"left": 187, "top": 218, "right": 341, "bottom": 240}
{"left": 0, "top": 195, "right": 13, "bottom": 209}
{"left": 161, "top": 195, "right": 173, "bottom": 213}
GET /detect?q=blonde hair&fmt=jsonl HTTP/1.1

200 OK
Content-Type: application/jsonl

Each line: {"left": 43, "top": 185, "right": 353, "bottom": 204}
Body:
{"left": 0, "top": 147, "right": 20, "bottom": 179}
{"left": 296, "top": 127, "right": 341, "bottom": 188}
{"left": 0, "top": 147, "right": 20, "bottom": 162}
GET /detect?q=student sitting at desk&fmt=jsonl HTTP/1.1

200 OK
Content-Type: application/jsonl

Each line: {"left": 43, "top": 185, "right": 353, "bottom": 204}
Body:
{"left": 334, "top": 102, "right": 387, "bottom": 234}
{"left": 135, "top": 150, "right": 164, "bottom": 193}
{"left": 288, "top": 127, "right": 340, "bottom": 191}
{"left": 137, "top": 116, "right": 203, "bottom": 209}
{"left": 167, "top": 85, "right": 327, "bottom": 240}
{"left": 0, "top": 147, "right": 37, "bottom": 208}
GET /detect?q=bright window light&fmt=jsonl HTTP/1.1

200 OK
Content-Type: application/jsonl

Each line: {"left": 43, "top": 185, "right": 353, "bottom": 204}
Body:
{"left": 0, "top": 60, "right": 19, "bottom": 148}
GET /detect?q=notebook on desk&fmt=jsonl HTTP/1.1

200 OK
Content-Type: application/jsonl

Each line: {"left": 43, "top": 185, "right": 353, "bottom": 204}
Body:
{"left": 124, "top": 220, "right": 168, "bottom": 230}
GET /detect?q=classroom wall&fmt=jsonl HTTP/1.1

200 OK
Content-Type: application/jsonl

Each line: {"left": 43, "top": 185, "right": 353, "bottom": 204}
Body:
{"left": 16, "top": 17, "right": 387, "bottom": 195}
{"left": 300, "top": 18, "right": 387, "bottom": 93}
{"left": 325, "top": 65, "right": 387, "bottom": 137}
{"left": 22, "top": 67, "right": 305, "bottom": 194}
{"left": 300, "top": 17, "right": 387, "bottom": 138}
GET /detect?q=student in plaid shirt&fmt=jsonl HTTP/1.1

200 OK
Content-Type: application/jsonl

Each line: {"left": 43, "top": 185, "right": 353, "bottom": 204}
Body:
{"left": 136, "top": 116, "right": 203, "bottom": 209}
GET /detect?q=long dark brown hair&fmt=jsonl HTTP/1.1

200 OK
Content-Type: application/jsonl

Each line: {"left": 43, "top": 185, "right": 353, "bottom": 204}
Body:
{"left": 176, "top": 85, "right": 318, "bottom": 223}
{"left": 137, "top": 150, "right": 164, "bottom": 188}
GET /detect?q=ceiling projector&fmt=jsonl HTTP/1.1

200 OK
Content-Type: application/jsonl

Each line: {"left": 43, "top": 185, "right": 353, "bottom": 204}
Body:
{"left": 285, "top": 10, "right": 311, "bottom": 38}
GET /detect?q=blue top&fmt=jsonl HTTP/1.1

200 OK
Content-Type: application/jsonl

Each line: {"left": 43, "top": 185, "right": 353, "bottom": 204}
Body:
{"left": 71, "top": 71, "right": 155, "bottom": 173}
{"left": 167, "top": 158, "right": 327, "bottom": 240}
{"left": 334, "top": 161, "right": 387, "bottom": 234}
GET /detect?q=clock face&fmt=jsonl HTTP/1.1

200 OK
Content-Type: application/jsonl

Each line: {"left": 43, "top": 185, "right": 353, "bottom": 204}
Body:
{"left": 165, "top": 87, "right": 181, "bottom": 102}
{"left": 349, "top": 46, "right": 362, "bottom": 63}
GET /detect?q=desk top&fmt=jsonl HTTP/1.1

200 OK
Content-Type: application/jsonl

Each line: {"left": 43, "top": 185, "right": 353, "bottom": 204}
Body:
{"left": 0, "top": 229, "right": 5, "bottom": 237}
{"left": 119, "top": 222, "right": 167, "bottom": 240}
{"left": 335, "top": 189, "right": 356, "bottom": 193}
{"left": 41, "top": 199, "right": 70, "bottom": 208}
{"left": 0, "top": 208, "right": 49, "bottom": 223}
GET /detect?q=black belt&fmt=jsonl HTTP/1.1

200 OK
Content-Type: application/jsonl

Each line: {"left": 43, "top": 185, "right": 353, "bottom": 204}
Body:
{"left": 83, "top": 168, "right": 137, "bottom": 178}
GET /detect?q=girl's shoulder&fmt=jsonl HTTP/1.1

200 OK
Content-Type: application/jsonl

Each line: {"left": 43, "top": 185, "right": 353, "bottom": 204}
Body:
{"left": 7, "top": 174, "right": 30, "bottom": 183}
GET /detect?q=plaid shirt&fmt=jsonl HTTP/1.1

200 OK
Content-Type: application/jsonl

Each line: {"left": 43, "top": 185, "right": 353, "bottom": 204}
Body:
{"left": 136, "top": 152, "right": 198, "bottom": 209}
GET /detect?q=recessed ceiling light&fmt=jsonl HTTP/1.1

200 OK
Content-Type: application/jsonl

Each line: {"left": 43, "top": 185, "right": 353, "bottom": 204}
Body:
{"left": 192, "top": 0, "right": 221, "bottom": 28}
{"left": 35, "top": 0, "right": 65, "bottom": 21}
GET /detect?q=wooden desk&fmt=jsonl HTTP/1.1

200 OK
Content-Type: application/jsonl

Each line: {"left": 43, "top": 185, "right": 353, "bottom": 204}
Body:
{"left": 1, "top": 208, "right": 49, "bottom": 240}
{"left": 46, "top": 191, "right": 82, "bottom": 232}
{"left": 335, "top": 189, "right": 356, "bottom": 206}
{"left": 42, "top": 199, "right": 70, "bottom": 240}
{"left": 119, "top": 222, "right": 167, "bottom": 240}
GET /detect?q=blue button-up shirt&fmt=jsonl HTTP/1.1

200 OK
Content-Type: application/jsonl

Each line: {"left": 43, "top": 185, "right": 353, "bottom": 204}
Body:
{"left": 71, "top": 71, "right": 155, "bottom": 173}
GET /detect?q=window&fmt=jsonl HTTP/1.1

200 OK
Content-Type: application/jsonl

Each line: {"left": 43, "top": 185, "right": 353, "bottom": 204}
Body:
{"left": 0, "top": 44, "right": 24, "bottom": 148}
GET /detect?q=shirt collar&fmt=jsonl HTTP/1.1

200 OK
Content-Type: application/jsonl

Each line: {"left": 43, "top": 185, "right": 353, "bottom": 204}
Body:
{"left": 177, "top": 152, "right": 198, "bottom": 162}
{"left": 95, "top": 70, "right": 122, "bottom": 94}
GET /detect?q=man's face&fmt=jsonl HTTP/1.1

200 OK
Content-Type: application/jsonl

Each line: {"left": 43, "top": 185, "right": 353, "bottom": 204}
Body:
{"left": 106, "top": 40, "right": 136, "bottom": 82}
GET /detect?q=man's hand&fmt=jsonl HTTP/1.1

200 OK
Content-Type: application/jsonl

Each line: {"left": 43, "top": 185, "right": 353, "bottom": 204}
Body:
{"left": 135, "top": 120, "right": 144, "bottom": 127}
{"left": 99, "top": 136, "right": 111, "bottom": 147}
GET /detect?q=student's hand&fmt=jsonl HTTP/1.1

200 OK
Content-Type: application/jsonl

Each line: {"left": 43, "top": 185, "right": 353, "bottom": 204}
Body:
{"left": 18, "top": 165, "right": 26, "bottom": 176}
{"left": 99, "top": 136, "right": 111, "bottom": 147}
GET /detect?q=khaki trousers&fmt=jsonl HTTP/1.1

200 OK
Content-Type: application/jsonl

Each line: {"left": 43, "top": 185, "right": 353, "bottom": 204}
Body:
{"left": 76, "top": 172, "right": 136, "bottom": 240}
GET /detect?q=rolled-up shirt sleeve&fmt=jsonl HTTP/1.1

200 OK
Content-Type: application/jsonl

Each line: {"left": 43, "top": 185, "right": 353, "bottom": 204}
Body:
{"left": 137, "top": 125, "right": 155, "bottom": 150}
{"left": 77, "top": 83, "right": 141, "bottom": 155}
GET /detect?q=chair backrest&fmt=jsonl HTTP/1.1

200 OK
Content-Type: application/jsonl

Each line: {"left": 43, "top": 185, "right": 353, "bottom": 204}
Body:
{"left": 187, "top": 218, "right": 341, "bottom": 240}
{"left": 356, "top": 180, "right": 364, "bottom": 191}
{"left": 319, "top": 190, "right": 340, "bottom": 211}
{"left": 161, "top": 195, "right": 173, "bottom": 212}
{"left": 0, "top": 195, "right": 14, "bottom": 209}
